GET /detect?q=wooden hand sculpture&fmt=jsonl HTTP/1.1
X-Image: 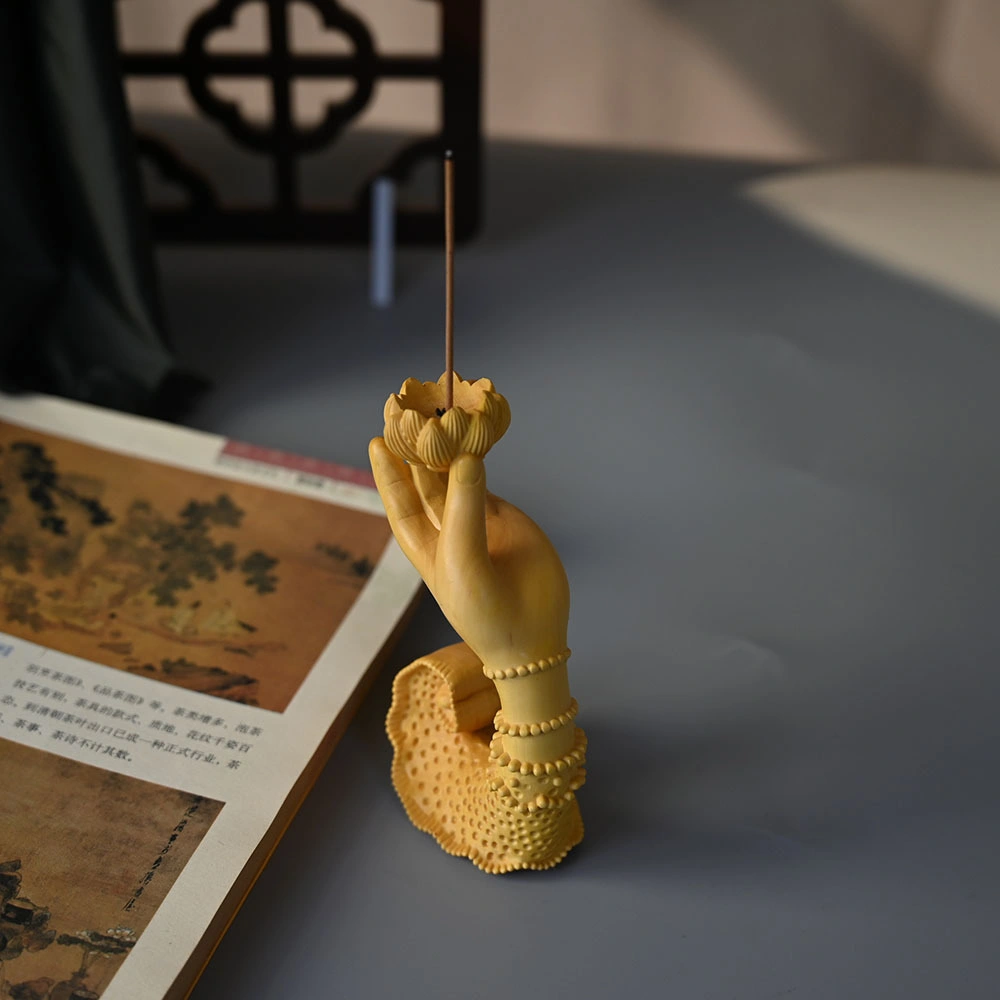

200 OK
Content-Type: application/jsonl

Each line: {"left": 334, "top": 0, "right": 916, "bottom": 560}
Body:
{"left": 371, "top": 374, "right": 585, "bottom": 872}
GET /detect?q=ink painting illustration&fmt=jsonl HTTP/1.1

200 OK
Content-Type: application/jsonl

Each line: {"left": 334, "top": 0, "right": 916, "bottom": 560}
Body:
{"left": 0, "top": 738, "right": 224, "bottom": 999}
{"left": 0, "top": 423, "right": 391, "bottom": 711}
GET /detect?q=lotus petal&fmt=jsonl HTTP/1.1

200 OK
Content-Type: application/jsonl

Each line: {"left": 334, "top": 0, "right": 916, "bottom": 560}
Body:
{"left": 492, "top": 394, "right": 511, "bottom": 437}
{"left": 417, "top": 419, "right": 456, "bottom": 470}
{"left": 384, "top": 416, "right": 420, "bottom": 464}
{"left": 462, "top": 410, "right": 494, "bottom": 456}
{"left": 440, "top": 404, "right": 470, "bottom": 444}
{"left": 383, "top": 393, "right": 403, "bottom": 422}
{"left": 478, "top": 389, "right": 496, "bottom": 418}
{"left": 400, "top": 407, "right": 427, "bottom": 447}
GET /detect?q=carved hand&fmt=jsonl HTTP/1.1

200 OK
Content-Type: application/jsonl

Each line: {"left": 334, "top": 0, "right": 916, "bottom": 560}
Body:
{"left": 368, "top": 439, "right": 569, "bottom": 673}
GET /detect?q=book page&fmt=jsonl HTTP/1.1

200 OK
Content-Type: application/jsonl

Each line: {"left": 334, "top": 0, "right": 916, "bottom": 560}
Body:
{"left": 0, "top": 394, "right": 420, "bottom": 1000}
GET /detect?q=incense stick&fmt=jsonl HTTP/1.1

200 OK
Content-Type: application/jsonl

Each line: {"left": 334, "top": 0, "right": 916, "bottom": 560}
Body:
{"left": 445, "top": 150, "right": 455, "bottom": 410}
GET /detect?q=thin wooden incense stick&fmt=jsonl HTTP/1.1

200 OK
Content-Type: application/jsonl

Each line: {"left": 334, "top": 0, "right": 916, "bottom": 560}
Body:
{"left": 445, "top": 150, "right": 455, "bottom": 410}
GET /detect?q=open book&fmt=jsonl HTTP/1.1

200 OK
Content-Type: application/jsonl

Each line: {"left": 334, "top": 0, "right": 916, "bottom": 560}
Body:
{"left": 0, "top": 393, "right": 421, "bottom": 1000}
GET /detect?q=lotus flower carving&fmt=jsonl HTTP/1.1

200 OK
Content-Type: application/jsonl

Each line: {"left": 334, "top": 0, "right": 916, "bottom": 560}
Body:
{"left": 382, "top": 372, "right": 511, "bottom": 470}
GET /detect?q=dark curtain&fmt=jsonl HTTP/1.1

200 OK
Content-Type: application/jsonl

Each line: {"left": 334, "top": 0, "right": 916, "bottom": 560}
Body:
{"left": 0, "top": 0, "right": 203, "bottom": 417}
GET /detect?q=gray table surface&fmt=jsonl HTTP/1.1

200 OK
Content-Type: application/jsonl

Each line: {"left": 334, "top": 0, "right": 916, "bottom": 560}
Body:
{"left": 161, "top": 142, "right": 1000, "bottom": 1000}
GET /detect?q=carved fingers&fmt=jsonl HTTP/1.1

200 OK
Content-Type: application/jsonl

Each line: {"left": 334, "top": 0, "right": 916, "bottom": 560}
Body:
{"left": 411, "top": 464, "right": 447, "bottom": 531}
{"left": 371, "top": 440, "right": 501, "bottom": 602}
{"left": 439, "top": 454, "right": 495, "bottom": 585}
{"left": 369, "top": 438, "right": 437, "bottom": 577}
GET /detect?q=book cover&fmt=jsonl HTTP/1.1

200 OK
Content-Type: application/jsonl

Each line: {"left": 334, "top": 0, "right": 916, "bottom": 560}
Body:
{"left": 0, "top": 394, "right": 420, "bottom": 1000}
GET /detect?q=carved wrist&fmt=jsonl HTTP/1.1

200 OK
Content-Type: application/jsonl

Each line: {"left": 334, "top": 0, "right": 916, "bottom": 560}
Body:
{"left": 484, "top": 649, "right": 577, "bottom": 763}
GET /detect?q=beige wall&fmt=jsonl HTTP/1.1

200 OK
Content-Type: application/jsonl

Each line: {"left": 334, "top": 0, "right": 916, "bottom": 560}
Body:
{"left": 118, "top": 0, "right": 1000, "bottom": 165}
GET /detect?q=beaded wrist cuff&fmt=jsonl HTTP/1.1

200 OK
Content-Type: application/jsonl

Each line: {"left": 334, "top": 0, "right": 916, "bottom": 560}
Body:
{"left": 482, "top": 648, "right": 571, "bottom": 681}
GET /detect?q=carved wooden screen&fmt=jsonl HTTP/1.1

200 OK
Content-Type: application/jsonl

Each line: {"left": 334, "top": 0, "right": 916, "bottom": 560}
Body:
{"left": 116, "top": 0, "right": 482, "bottom": 243}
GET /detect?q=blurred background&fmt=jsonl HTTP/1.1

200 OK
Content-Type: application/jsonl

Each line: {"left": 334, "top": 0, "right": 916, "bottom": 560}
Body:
{"left": 8, "top": 0, "right": 1000, "bottom": 417}
{"left": 122, "top": 0, "right": 1000, "bottom": 165}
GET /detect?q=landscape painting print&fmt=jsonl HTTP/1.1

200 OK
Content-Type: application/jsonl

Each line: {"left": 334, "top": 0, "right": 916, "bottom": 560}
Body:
{"left": 0, "top": 422, "right": 391, "bottom": 711}
{"left": 0, "top": 737, "right": 224, "bottom": 1000}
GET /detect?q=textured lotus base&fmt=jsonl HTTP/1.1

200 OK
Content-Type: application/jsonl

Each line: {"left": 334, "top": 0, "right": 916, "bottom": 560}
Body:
{"left": 386, "top": 643, "right": 585, "bottom": 873}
